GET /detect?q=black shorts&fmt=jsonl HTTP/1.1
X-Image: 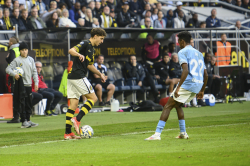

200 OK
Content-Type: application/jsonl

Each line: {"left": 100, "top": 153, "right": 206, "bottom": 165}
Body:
{"left": 92, "top": 82, "right": 110, "bottom": 89}
{"left": 157, "top": 78, "right": 166, "bottom": 85}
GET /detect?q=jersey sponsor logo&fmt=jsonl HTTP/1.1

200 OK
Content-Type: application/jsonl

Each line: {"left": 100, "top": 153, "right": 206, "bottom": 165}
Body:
{"left": 192, "top": 78, "right": 203, "bottom": 84}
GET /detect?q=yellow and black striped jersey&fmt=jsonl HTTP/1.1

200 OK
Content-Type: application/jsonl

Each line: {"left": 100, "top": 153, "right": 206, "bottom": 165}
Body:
{"left": 68, "top": 40, "right": 95, "bottom": 79}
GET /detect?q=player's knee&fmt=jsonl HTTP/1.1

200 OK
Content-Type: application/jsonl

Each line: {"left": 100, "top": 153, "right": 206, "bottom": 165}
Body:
{"left": 108, "top": 84, "right": 115, "bottom": 90}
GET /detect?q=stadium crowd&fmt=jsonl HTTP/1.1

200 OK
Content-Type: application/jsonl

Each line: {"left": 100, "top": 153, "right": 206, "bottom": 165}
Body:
{"left": 0, "top": 0, "right": 248, "bottom": 31}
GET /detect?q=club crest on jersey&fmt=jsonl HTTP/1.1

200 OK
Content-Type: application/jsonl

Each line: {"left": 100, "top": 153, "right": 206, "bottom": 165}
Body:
{"left": 90, "top": 85, "right": 93, "bottom": 90}
{"left": 20, "top": 63, "right": 23, "bottom": 67}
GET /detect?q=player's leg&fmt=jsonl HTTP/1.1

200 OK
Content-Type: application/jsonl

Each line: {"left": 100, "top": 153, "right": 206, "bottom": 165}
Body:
{"left": 94, "top": 84, "right": 103, "bottom": 104}
{"left": 106, "top": 83, "right": 115, "bottom": 104}
{"left": 145, "top": 97, "right": 178, "bottom": 140}
{"left": 165, "top": 79, "right": 174, "bottom": 94}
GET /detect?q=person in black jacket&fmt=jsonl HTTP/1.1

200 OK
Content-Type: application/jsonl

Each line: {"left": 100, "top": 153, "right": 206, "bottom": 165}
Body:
{"left": 204, "top": 52, "right": 213, "bottom": 93}
{"left": 154, "top": 53, "right": 180, "bottom": 94}
{"left": 10, "top": 8, "right": 26, "bottom": 31}
{"left": 20, "top": 9, "right": 34, "bottom": 30}
{"left": 117, "top": 2, "right": 132, "bottom": 27}
{"left": 169, "top": 53, "right": 182, "bottom": 79}
{"left": 125, "top": 55, "right": 159, "bottom": 102}
{"left": 46, "top": 12, "right": 59, "bottom": 28}
{"left": 210, "top": 56, "right": 221, "bottom": 97}
{"left": 186, "top": 13, "right": 199, "bottom": 28}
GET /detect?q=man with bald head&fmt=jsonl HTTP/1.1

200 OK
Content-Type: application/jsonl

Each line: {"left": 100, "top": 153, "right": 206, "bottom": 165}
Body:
{"left": 69, "top": 2, "right": 81, "bottom": 24}
{"left": 32, "top": 61, "right": 63, "bottom": 116}
{"left": 206, "top": 9, "right": 221, "bottom": 28}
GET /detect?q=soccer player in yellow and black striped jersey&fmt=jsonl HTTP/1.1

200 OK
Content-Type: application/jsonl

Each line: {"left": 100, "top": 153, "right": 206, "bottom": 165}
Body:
{"left": 64, "top": 28, "right": 107, "bottom": 140}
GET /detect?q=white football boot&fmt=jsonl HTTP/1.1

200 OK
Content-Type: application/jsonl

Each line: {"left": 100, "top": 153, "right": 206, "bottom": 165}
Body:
{"left": 176, "top": 132, "right": 189, "bottom": 139}
{"left": 145, "top": 134, "right": 161, "bottom": 140}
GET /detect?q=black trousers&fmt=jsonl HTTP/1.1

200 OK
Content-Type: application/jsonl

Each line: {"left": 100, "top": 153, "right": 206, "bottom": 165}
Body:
{"left": 211, "top": 78, "right": 221, "bottom": 96}
{"left": 32, "top": 92, "right": 43, "bottom": 106}
{"left": 206, "top": 76, "right": 213, "bottom": 94}
{"left": 38, "top": 88, "right": 63, "bottom": 111}
{"left": 142, "top": 74, "right": 158, "bottom": 96}
{"left": 20, "top": 87, "right": 33, "bottom": 122}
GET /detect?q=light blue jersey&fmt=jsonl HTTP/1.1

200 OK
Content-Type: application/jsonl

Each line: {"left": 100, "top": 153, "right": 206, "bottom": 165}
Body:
{"left": 178, "top": 45, "right": 206, "bottom": 93}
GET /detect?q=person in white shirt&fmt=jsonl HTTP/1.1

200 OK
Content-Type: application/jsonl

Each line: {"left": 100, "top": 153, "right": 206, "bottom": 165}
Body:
{"left": 99, "top": 6, "right": 113, "bottom": 28}
{"left": 174, "top": 10, "right": 185, "bottom": 28}
{"left": 59, "top": 9, "right": 76, "bottom": 27}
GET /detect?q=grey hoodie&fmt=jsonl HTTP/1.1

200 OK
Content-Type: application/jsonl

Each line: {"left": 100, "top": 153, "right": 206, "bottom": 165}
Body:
{"left": 6, "top": 55, "right": 39, "bottom": 86}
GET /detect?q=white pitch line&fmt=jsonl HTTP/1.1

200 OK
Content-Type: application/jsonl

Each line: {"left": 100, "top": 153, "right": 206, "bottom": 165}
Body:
{"left": 0, "top": 122, "right": 248, "bottom": 149}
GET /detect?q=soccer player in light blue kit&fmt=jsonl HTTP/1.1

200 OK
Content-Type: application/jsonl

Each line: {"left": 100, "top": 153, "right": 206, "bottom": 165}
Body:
{"left": 145, "top": 31, "right": 208, "bottom": 140}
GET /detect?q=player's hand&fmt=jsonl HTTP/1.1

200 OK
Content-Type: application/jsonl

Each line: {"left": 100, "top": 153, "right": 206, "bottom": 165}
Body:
{"left": 155, "top": 75, "right": 160, "bottom": 79}
{"left": 100, "top": 74, "right": 106, "bottom": 83}
{"left": 78, "top": 54, "right": 85, "bottom": 62}
{"left": 138, "top": 81, "right": 142, "bottom": 86}
{"left": 14, "top": 74, "right": 20, "bottom": 80}
{"left": 35, "top": 85, "right": 38, "bottom": 92}
{"left": 174, "top": 87, "right": 180, "bottom": 98}
{"left": 197, "top": 91, "right": 204, "bottom": 99}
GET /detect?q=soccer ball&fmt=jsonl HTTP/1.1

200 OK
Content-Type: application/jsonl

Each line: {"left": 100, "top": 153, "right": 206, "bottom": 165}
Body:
{"left": 80, "top": 125, "right": 94, "bottom": 138}
{"left": 13, "top": 67, "right": 24, "bottom": 76}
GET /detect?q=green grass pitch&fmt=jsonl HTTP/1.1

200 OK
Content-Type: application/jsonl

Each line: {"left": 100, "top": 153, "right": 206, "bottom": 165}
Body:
{"left": 0, "top": 102, "right": 250, "bottom": 166}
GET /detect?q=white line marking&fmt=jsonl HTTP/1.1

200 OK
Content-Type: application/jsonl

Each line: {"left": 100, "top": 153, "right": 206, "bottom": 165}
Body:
{"left": 0, "top": 123, "right": 248, "bottom": 149}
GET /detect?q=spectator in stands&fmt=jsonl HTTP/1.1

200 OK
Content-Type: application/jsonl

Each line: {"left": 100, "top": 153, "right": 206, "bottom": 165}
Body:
{"left": 129, "top": 0, "right": 143, "bottom": 16}
{"left": 141, "top": 34, "right": 161, "bottom": 63}
{"left": 215, "top": 33, "right": 231, "bottom": 66}
{"left": 95, "top": 1, "right": 102, "bottom": 18}
{"left": 80, "top": 5, "right": 86, "bottom": 18}
{"left": 229, "top": 21, "right": 245, "bottom": 37}
{"left": 90, "top": 55, "right": 115, "bottom": 106}
{"left": 151, "top": 8, "right": 158, "bottom": 21}
{"left": 3, "top": 8, "right": 13, "bottom": 30}
{"left": 37, "top": 0, "right": 47, "bottom": 15}
{"left": 168, "top": 42, "right": 175, "bottom": 57}
{"left": 169, "top": 53, "right": 182, "bottom": 79}
{"left": 13, "top": 1, "right": 19, "bottom": 9}
{"left": 41, "top": 1, "right": 60, "bottom": 22}
{"left": 174, "top": 10, "right": 185, "bottom": 28}
{"left": 107, "top": 0, "right": 115, "bottom": 13}
{"left": 190, "top": 0, "right": 206, "bottom": 7}
{"left": 84, "top": 8, "right": 93, "bottom": 27}
{"left": 32, "top": 61, "right": 63, "bottom": 116}
{"left": 154, "top": 10, "right": 166, "bottom": 38}
{"left": 76, "top": 18, "right": 86, "bottom": 27}
{"left": 125, "top": 55, "right": 159, "bottom": 103}
{"left": 141, "top": 0, "right": 150, "bottom": 9}
{"left": 68, "top": 2, "right": 81, "bottom": 24}
{"left": 54, "top": 0, "right": 64, "bottom": 7}
{"left": 140, "top": 10, "right": 153, "bottom": 26}
{"left": 139, "top": 16, "right": 153, "bottom": 38}
{"left": 92, "top": 18, "right": 100, "bottom": 27}
{"left": 173, "top": 1, "right": 186, "bottom": 23}
{"left": 10, "top": 8, "right": 26, "bottom": 31}
{"left": 59, "top": 3, "right": 67, "bottom": 11}
{"left": 199, "top": 21, "right": 209, "bottom": 38}
{"left": 186, "top": 13, "right": 199, "bottom": 28}
{"left": 1, "top": 0, "right": 12, "bottom": 12}
{"left": 235, "top": 0, "right": 244, "bottom": 14}
{"left": 116, "top": 0, "right": 128, "bottom": 13}
{"left": 206, "top": 9, "right": 221, "bottom": 28}
{"left": 156, "top": 2, "right": 162, "bottom": 12}
{"left": 20, "top": 9, "right": 33, "bottom": 30}
{"left": 100, "top": 6, "right": 113, "bottom": 28}
{"left": 59, "top": 9, "right": 76, "bottom": 27}
{"left": 222, "top": 0, "right": 236, "bottom": 10}
{"left": 49, "top": 1, "right": 58, "bottom": 11}
{"left": 89, "top": 1, "right": 97, "bottom": 18}
{"left": 117, "top": 2, "right": 131, "bottom": 27}
{"left": 166, "top": 9, "right": 174, "bottom": 28}
{"left": 30, "top": 7, "right": 47, "bottom": 29}
{"left": 109, "top": 10, "right": 118, "bottom": 27}
{"left": 22, "top": 0, "right": 32, "bottom": 13}
{"left": 0, "top": 8, "right": 7, "bottom": 30}
{"left": 210, "top": 56, "right": 221, "bottom": 97}
{"left": 154, "top": 53, "right": 179, "bottom": 94}
{"left": 241, "top": 0, "right": 250, "bottom": 9}
{"left": 46, "top": 12, "right": 59, "bottom": 28}
{"left": 142, "top": 3, "right": 151, "bottom": 17}
{"left": 101, "top": 0, "right": 108, "bottom": 10}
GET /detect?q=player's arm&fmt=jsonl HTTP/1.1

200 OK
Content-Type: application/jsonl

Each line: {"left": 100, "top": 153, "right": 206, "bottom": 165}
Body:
{"left": 174, "top": 63, "right": 189, "bottom": 98}
{"left": 87, "top": 65, "right": 106, "bottom": 83}
{"left": 68, "top": 47, "right": 85, "bottom": 62}
{"left": 197, "top": 69, "right": 208, "bottom": 99}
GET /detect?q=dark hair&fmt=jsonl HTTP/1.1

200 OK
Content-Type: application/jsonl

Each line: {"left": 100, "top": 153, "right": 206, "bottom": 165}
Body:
{"left": 146, "top": 34, "right": 153, "bottom": 38}
{"left": 177, "top": 31, "right": 191, "bottom": 44}
{"left": 51, "top": 12, "right": 59, "bottom": 26}
{"left": 157, "top": 10, "right": 163, "bottom": 15}
{"left": 128, "top": 55, "right": 136, "bottom": 62}
{"left": 90, "top": 28, "right": 107, "bottom": 37}
{"left": 10, "top": 36, "right": 19, "bottom": 44}
{"left": 59, "top": 3, "right": 67, "bottom": 9}
{"left": 163, "top": 53, "right": 169, "bottom": 58}
{"left": 168, "top": 42, "right": 175, "bottom": 48}
{"left": 221, "top": 33, "right": 226, "bottom": 37}
{"left": 200, "top": 21, "right": 206, "bottom": 26}
{"left": 97, "top": 54, "right": 104, "bottom": 59}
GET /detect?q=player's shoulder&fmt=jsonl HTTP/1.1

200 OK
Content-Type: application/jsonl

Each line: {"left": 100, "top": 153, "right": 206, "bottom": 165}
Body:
{"left": 78, "top": 40, "right": 90, "bottom": 47}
